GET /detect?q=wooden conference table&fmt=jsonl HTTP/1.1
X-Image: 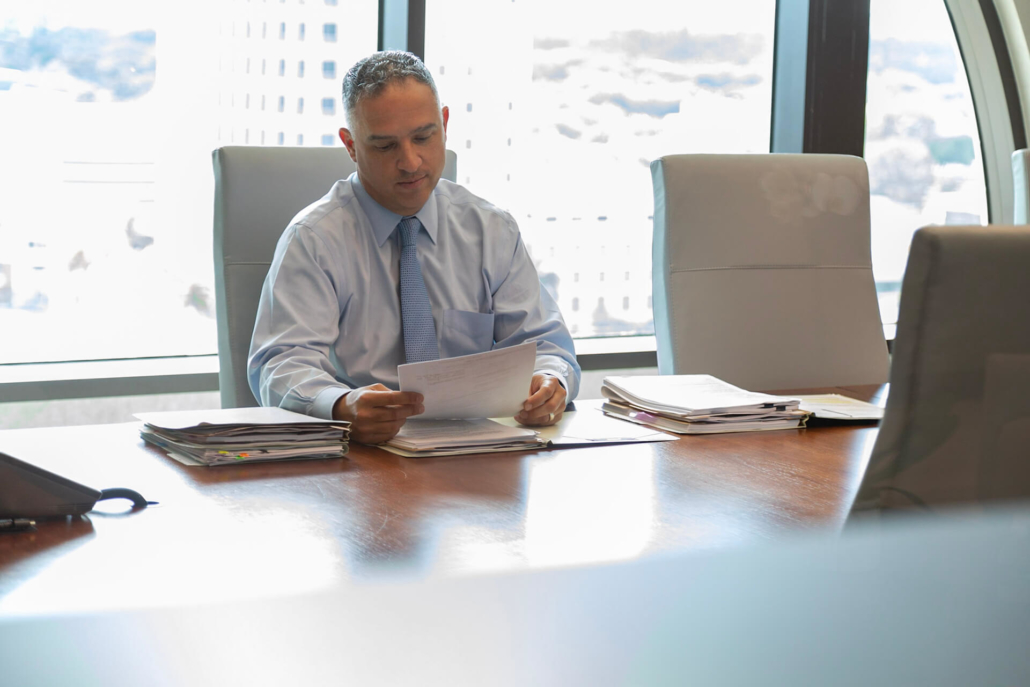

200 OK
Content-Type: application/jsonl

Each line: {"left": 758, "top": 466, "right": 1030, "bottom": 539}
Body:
{"left": 0, "top": 385, "right": 885, "bottom": 616}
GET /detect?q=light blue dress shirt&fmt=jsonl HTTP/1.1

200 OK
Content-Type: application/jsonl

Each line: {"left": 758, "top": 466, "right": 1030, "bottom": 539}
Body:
{"left": 249, "top": 174, "right": 581, "bottom": 419}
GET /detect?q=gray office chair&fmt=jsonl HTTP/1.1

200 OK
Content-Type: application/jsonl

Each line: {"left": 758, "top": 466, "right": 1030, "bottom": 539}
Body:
{"left": 1012, "top": 149, "right": 1030, "bottom": 224}
{"left": 850, "top": 225, "right": 1030, "bottom": 513}
{"left": 650, "top": 154, "right": 889, "bottom": 391}
{"left": 212, "top": 146, "right": 458, "bottom": 407}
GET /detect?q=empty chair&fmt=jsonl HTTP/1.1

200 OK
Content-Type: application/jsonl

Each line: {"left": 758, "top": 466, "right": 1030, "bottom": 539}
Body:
{"left": 212, "top": 146, "right": 458, "bottom": 407}
{"left": 650, "top": 154, "right": 889, "bottom": 391}
{"left": 850, "top": 225, "right": 1030, "bottom": 513}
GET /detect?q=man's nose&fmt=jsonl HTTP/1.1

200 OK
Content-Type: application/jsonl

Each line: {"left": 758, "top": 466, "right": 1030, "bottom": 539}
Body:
{"left": 397, "top": 142, "right": 421, "bottom": 173}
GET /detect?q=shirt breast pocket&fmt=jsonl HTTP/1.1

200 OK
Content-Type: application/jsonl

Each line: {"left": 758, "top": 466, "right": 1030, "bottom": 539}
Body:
{"left": 440, "top": 309, "right": 495, "bottom": 358}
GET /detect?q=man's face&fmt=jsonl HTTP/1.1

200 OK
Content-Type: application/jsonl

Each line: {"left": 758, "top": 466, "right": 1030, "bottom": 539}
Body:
{"left": 339, "top": 78, "right": 449, "bottom": 216}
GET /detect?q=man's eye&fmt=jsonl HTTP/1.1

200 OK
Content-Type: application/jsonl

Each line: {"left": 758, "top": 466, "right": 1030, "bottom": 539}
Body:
{"left": 414, "top": 136, "right": 430, "bottom": 143}
{"left": 375, "top": 144, "right": 394, "bottom": 151}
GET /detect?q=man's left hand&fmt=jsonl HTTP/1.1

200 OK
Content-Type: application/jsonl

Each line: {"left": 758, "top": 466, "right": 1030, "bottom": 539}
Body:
{"left": 515, "top": 374, "right": 567, "bottom": 426}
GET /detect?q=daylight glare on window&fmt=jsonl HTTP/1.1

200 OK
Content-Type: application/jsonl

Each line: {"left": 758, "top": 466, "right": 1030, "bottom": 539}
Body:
{"left": 426, "top": 0, "right": 776, "bottom": 340}
{"left": 0, "top": 0, "right": 986, "bottom": 367}
{"left": 865, "top": 0, "right": 988, "bottom": 325}
{"left": 0, "top": 0, "right": 376, "bottom": 365}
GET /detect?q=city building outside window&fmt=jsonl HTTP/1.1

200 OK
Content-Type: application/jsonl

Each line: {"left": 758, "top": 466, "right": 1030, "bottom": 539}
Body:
{"left": 426, "top": 0, "right": 776, "bottom": 341}
{"left": 0, "top": 0, "right": 377, "bottom": 365}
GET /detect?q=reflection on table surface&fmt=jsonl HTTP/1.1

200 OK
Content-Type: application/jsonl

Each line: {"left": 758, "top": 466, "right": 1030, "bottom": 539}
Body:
{"left": 0, "top": 388, "right": 883, "bottom": 616}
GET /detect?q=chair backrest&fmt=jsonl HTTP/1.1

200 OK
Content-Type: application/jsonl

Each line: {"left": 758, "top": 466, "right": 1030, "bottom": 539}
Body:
{"left": 212, "top": 146, "right": 458, "bottom": 408}
{"left": 1012, "top": 149, "right": 1030, "bottom": 224}
{"left": 850, "top": 225, "right": 1030, "bottom": 513}
{"left": 650, "top": 153, "right": 889, "bottom": 391}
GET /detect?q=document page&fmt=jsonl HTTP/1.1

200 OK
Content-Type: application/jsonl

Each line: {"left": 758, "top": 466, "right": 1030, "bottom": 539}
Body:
{"left": 398, "top": 342, "right": 536, "bottom": 420}
{"left": 390, "top": 418, "right": 538, "bottom": 450}
{"left": 796, "top": 394, "right": 884, "bottom": 420}
{"left": 135, "top": 406, "right": 341, "bottom": 430}
{"left": 493, "top": 400, "right": 678, "bottom": 446}
{"left": 603, "top": 375, "right": 798, "bottom": 417}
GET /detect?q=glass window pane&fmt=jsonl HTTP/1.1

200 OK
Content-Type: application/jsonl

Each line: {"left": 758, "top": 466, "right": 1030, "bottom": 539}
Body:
{"left": 426, "top": 0, "right": 775, "bottom": 340}
{"left": 866, "top": 0, "right": 988, "bottom": 325}
{"left": 0, "top": 0, "right": 377, "bottom": 365}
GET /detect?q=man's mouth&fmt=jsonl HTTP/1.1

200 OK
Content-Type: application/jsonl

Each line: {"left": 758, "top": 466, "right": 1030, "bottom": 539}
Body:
{"left": 398, "top": 175, "right": 426, "bottom": 188}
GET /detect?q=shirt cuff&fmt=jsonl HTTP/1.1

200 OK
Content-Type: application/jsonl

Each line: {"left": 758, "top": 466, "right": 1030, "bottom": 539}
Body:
{"left": 535, "top": 370, "right": 568, "bottom": 394}
{"left": 312, "top": 385, "right": 351, "bottom": 420}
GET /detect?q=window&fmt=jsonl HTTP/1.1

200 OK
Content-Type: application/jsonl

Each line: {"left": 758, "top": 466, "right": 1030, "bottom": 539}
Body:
{"left": 298, "top": 23, "right": 306, "bottom": 41}
{"left": 297, "top": 97, "right": 304, "bottom": 114}
{"left": 278, "top": 59, "right": 286, "bottom": 77}
{"left": 297, "top": 60, "right": 305, "bottom": 78}
{"left": 0, "top": 2, "right": 377, "bottom": 366}
{"left": 323, "top": 23, "right": 337, "bottom": 42}
{"left": 426, "top": 0, "right": 776, "bottom": 340}
{"left": 278, "top": 96, "right": 285, "bottom": 113}
{"left": 865, "top": 0, "right": 988, "bottom": 326}
{"left": 321, "top": 134, "right": 335, "bottom": 146}
{"left": 322, "top": 97, "right": 336, "bottom": 115}
{"left": 297, "top": 133, "right": 304, "bottom": 145}
{"left": 279, "top": 22, "right": 286, "bottom": 40}
{"left": 323, "top": 60, "right": 336, "bottom": 79}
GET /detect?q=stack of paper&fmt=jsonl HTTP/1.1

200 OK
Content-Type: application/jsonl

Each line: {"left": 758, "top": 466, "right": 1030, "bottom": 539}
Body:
{"left": 383, "top": 419, "right": 545, "bottom": 458}
{"left": 135, "top": 407, "right": 351, "bottom": 466}
{"left": 601, "top": 375, "right": 809, "bottom": 434}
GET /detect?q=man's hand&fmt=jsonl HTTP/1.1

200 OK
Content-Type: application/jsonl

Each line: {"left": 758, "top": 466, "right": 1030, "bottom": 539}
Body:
{"left": 515, "top": 374, "right": 567, "bottom": 426}
{"left": 332, "top": 384, "right": 424, "bottom": 444}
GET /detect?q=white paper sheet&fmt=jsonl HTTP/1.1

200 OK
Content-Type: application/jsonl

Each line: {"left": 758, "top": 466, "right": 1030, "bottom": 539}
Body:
{"left": 796, "top": 394, "right": 884, "bottom": 420}
{"left": 135, "top": 406, "right": 340, "bottom": 430}
{"left": 494, "top": 399, "right": 678, "bottom": 446}
{"left": 398, "top": 342, "right": 537, "bottom": 420}
{"left": 389, "top": 418, "right": 538, "bottom": 450}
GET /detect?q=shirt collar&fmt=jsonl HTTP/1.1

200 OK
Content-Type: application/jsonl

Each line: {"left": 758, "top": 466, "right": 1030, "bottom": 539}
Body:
{"left": 351, "top": 173, "right": 439, "bottom": 247}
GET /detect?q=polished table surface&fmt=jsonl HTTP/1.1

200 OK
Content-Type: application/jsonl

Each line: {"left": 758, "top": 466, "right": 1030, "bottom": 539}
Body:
{"left": 0, "top": 386, "right": 885, "bottom": 616}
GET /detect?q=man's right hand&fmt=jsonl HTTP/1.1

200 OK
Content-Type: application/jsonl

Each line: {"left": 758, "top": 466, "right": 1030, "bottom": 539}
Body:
{"left": 332, "top": 384, "right": 424, "bottom": 445}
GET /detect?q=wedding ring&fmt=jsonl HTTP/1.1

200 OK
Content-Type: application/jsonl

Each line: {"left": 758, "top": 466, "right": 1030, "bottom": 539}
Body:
{"left": 548, "top": 412, "right": 554, "bottom": 423}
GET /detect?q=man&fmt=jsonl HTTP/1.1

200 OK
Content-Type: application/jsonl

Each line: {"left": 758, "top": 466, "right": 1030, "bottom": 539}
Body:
{"left": 249, "top": 51, "right": 580, "bottom": 444}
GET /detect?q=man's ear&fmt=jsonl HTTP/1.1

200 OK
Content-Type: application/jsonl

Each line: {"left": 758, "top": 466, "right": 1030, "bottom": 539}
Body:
{"left": 339, "top": 127, "right": 358, "bottom": 162}
{"left": 441, "top": 106, "right": 449, "bottom": 137}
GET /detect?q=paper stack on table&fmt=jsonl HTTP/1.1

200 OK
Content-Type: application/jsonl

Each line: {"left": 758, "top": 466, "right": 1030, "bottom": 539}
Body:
{"left": 601, "top": 375, "right": 809, "bottom": 434}
{"left": 135, "top": 407, "right": 351, "bottom": 466}
{"left": 382, "top": 418, "right": 544, "bottom": 458}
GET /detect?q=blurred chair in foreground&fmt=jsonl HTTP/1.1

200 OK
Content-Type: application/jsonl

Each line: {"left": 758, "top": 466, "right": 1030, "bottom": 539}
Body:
{"left": 212, "top": 146, "right": 458, "bottom": 407}
{"left": 851, "top": 225, "right": 1030, "bottom": 513}
{"left": 650, "top": 154, "right": 889, "bottom": 391}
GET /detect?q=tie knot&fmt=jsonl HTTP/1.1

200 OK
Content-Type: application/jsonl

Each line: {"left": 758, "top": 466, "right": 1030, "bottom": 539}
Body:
{"left": 398, "top": 216, "right": 421, "bottom": 247}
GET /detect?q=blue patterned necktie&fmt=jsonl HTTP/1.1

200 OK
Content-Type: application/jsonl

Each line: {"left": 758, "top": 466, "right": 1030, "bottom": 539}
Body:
{"left": 398, "top": 216, "right": 440, "bottom": 363}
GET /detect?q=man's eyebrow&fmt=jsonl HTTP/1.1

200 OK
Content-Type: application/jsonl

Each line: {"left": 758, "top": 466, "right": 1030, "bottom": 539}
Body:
{"left": 366, "top": 123, "right": 438, "bottom": 141}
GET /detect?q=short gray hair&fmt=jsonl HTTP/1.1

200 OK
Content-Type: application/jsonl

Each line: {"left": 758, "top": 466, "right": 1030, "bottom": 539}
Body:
{"left": 342, "top": 51, "right": 440, "bottom": 126}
